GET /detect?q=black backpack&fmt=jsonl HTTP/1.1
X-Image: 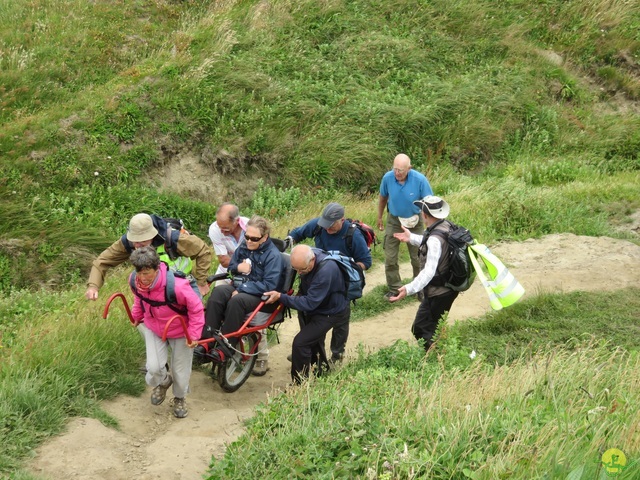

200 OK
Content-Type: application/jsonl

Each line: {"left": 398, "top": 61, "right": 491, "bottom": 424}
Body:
{"left": 129, "top": 268, "right": 188, "bottom": 315}
{"left": 422, "top": 221, "right": 476, "bottom": 292}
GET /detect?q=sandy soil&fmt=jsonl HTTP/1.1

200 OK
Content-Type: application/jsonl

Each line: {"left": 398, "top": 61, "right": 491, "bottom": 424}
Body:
{"left": 27, "top": 233, "right": 640, "bottom": 480}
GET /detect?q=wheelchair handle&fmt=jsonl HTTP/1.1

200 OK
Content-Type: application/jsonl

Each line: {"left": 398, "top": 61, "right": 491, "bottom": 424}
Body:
{"left": 206, "top": 272, "right": 231, "bottom": 285}
{"left": 103, "top": 292, "right": 138, "bottom": 326}
{"left": 161, "top": 314, "right": 192, "bottom": 343}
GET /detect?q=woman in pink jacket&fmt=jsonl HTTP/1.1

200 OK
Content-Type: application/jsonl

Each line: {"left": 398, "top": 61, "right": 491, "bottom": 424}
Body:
{"left": 129, "top": 246, "right": 204, "bottom": 418}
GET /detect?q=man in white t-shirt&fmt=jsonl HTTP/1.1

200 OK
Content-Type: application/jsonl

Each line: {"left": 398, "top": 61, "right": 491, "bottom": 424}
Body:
{"left": 208, "top": 203, "right": 249, "bottom": 279}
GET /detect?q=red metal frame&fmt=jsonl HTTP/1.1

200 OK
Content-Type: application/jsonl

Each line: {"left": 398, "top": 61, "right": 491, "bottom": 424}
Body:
{"left": 161, "top": 298, "right": 287, "bottom": 345}
{"left": 102, "top": 292, "right": 137, "bottom": 326}
{"left": 103, "top": 289, "right": 292, "bottom": 353}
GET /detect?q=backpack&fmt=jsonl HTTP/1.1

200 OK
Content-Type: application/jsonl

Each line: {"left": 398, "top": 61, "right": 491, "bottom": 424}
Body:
{"left": 312, "top": 219, "right": 378, "bottom": 251}
{"left": 422, "top": 221, "right": 476, "bottom": 292}
{"left": 129, "top": 268, "right": 188, "bottom": 316}
{"left": 320, "top": 252, "right": 365, "bottom": 302}
{"left": 346, "top": 219, "right": 378, "bottom": 250}
{"left": 164, "top": 217, "right": 190, "bottom": 235}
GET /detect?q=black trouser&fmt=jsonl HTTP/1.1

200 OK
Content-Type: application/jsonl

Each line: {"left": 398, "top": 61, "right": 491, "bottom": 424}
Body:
{"left": 298, "top": 308, "right": 351, "bottom": 359}
{"left": 291, "top": 308, "right": 350, "bottom": 384}
{"left": 411, "top": 290, "right": 459, "bottom": 351}
{"left": 329, "top": 309, "right": 350, "bottom": 358}
{"left": 203, "top": 284, "right": 274, "bottom": 344}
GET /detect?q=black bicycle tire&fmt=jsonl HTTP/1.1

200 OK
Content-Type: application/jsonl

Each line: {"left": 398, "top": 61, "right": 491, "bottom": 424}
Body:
{"left": 218, "top": 333, "right": 259, "bottom": 392}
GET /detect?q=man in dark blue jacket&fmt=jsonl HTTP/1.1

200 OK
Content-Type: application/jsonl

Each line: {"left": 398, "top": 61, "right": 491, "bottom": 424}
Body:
{"left": 286, "top": 202, "right": 372, "bottom": 362}
{"left": 264, "top": 245, "right": 350, "bottom": 384}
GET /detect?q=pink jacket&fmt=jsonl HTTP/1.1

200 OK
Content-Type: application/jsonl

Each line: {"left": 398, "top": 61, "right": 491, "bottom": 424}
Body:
{"left": 130, "top": 263, "right": 204, "bottom": 341}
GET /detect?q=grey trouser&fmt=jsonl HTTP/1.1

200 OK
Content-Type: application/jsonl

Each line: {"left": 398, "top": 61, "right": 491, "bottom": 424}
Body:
{"left": 384, "top": 214, "right": 424, "bottom": 292}
{"left": 138, "top": 323, "right": 194, "bottom": 399}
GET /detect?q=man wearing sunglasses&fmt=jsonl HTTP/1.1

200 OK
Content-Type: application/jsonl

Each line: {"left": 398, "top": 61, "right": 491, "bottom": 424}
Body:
{"left": 201, "top": 215, "right": 284, "bottom": 376}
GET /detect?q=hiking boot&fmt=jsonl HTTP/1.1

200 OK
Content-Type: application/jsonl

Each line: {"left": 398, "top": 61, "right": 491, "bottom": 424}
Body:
{"left": 150, "top": 374, "right": 172, "bottom": 406}
{"left": 171, "top": 397, "right": 188, "bottom": 418}
{"left": 383, "top": 291, "right": 399, "bottom": 301}
{"left": 331, "top": 352, "right": 344, "bottom": 363}
{"left": 252, "top": 359, "right": 269, "bottom": 376}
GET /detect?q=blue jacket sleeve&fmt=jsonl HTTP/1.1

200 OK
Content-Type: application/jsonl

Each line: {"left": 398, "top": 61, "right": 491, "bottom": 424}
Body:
{"left": 279, "top": 280, "right": 327, "bottom": 312}
{"left": 227, "top": 245, "right": 244, "bottom": 274}
{"left": 289, "top": 218, "right": 320, "bottom": 243}
{"left": 237, "top": 248, "right": 283, "bottom": 296}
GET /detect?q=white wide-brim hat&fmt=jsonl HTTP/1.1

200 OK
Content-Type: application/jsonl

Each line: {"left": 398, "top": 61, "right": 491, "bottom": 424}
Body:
{"left": 413, "top": 195, "right": 450, "bottom": 219}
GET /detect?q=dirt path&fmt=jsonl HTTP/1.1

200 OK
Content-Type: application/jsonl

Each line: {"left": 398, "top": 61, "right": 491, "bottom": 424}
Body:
{"left": 28, "top": 234, "right": 640, "bottom": 480}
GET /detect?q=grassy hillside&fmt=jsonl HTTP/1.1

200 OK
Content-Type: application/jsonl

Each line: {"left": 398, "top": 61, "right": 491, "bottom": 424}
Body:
{"left": 1, "top": 1, "right": 640, "bottom": 477}
{"left": 0, "top": 0, "right": 639, "bottom": 293}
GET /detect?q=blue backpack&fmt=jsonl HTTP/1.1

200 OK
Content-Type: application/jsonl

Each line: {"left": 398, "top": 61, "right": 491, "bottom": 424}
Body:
{"left": 320, "top": 252, "right": 365, "bottom": 302}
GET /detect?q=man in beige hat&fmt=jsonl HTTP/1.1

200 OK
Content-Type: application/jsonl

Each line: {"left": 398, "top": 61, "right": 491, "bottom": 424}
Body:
{"left": 388, "top": 195, "right": 458, "bottom": 351}
{"left": 85, "top": 213, "right": 211, "bottom": 300}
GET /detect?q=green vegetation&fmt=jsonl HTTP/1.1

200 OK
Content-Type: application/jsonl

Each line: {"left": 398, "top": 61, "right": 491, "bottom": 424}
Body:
{"left": 0, "top": 274, "right": 144, "bottom": 474}
{"left": 1, "top": 0, "right": 639, "bottom": 293}
{"left": 208, "top": 288, "right": 640, "bottom": 479}
{"left": 1, "top": 0, "right": 639, "bottom": 477}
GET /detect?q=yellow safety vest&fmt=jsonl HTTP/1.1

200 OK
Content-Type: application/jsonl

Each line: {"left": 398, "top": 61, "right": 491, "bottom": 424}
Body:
{"left": 468, "top": 243, "right": 524, "bottom": 310}
{"left": 156, "top": 244, "right": 193, "bottom": 275}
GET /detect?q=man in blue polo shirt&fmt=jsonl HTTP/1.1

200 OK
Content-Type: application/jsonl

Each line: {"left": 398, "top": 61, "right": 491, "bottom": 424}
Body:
{"left": 377, "top": 153, "right": 433, "bottom": 300}
{"left": 286, "top": 202, "right": 372, "bottom": 362}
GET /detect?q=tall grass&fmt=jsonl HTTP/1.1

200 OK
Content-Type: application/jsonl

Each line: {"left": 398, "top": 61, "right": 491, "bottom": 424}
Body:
{"left": 1, "top": 0, "right": 639, "bottom": 293}
{"left": 208, "top": 289, "right": 640, "bottom": 478}
{"left": 0, "top": 277, "right": 144, "bottom": 474}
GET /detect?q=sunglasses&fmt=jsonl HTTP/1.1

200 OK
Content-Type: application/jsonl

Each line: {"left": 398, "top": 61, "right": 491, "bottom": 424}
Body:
{"left": 245, "top": 234, "right": 264, "bottom": 242}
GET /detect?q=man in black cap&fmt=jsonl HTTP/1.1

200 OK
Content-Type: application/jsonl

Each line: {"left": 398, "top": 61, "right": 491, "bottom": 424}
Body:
{"left": 285, "top": 202, "right": 372, "bottom": 362}
{"left": 388, "top": 196, "right": 458, "bottom": 351}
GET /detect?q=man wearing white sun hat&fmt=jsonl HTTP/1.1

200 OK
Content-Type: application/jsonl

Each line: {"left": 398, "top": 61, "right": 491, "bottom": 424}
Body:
{"left": 388, "top": 195, "right": 459, "bottom": 351}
